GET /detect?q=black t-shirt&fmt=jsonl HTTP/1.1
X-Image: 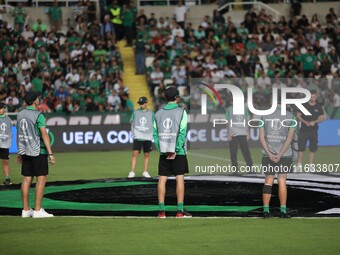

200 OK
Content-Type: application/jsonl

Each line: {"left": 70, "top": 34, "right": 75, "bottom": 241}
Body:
{"left": 299, "top": 102, "right": 324, "bottom": 131}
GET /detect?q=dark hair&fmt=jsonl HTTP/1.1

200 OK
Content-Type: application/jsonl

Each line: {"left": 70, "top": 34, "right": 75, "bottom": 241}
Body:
{"left": 310, "top": 90, "right": 317, "bottom": 95}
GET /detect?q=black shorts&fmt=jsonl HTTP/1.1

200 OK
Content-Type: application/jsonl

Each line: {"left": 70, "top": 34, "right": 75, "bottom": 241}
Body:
{"left": 298, "top": 130, "right": 318, "bottom": 152}
{"left": 0, "top": 148, "right": 9, "bottom": 160}
{"left": 158, "top": 155, "right": 189, "bottom": 176}
{"left": 21, "top": 154, "right": 49, "bottom": 177}
{"left": 262, "top": 157, "right": 293, "bottom": 175}
{"left": 133, "top": 140, "right": 152, "bottom": 153}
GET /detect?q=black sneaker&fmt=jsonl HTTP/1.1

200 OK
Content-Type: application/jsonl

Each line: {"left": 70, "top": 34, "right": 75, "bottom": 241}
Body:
{"left": 262, "top": 212, "right": 272, "bottom": 219}
{"left": 3, "top": 178, "right": 12, "bottom": 185}
{"left": 280, "top": 212, "right": 291, "bottom": 219}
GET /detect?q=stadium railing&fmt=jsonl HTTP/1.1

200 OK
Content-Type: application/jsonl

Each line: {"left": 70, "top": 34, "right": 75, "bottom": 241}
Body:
{"left": 217, "top": 1, "right": 281, "bottom": 21}
{"left": 4, "top": 0, "right": 98, "bottom": 8}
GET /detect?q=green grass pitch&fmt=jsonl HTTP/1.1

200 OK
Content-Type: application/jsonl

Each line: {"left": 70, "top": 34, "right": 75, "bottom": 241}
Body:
{"left": 1, "top": 147, "right": 340, "bottom": 255}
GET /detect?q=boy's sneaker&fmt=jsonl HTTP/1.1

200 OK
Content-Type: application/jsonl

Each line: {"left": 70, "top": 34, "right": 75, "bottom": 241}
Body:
{"left": 263, "top": 212, "right": 272, "bottom": 219}
{"left": 280, "top": 212, "right": 292, "bottom": 219}
{"left": 3, "top": 178, "right": 12, "bottom": 185}
{"left": 176, "top": 210, "right": 192, "bottom": 218}
{"left": 158, "top": 211, "right": 166, "bottom": 218}
{"left": 22, "top": 208, "right": 33, "bottom": 218}
{"left": 128, "top": 171, "right": 135, "bottom": 178}
{"left": 32, "top": 208, "right": 54, "bottom": 218}
{"left": 142, "top": 171, "right": 151, "bottom": 178}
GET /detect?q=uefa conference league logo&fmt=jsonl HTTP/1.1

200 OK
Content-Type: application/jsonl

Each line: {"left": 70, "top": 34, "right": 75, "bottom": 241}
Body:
{"left": 163, "top": 118, "right": 173, "bottom": 132}
{"left": 20, "top": 119, "right": 28, "bottom": 131}
{"left": 139, "top": 117, "right": 147, "bottom": 127}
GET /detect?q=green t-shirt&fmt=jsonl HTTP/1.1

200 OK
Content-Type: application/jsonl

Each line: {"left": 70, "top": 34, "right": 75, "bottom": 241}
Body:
{"left": 88, "top": 80, "right": 100, "bottom": 91}
{"left": 268, "top": 55, "right": 281, "bottom": 65}
{"left": 32, "top": 23, "right": 47, "bottom": 32}
{"left": 35, "top": 40, "right": 47, "bottom": 49}
{"left": 70, "top": 92, "right": 82, "bottom": 102}
{"left": 216, "top": 58, "right": 227, "bottom": 68}
{"left": 302, "top": 54, "right": 316, "bottom": 71}
{"left": 32, "top": 77, "right": 43, "bottom": 93}
{"left": 93, "top": 49, "right": 108, "bottom": 62}
{"left": 246, "top": 41, "right": 257, "bottom": 50}
{"left": 49, "top": 6, "right": 62, "bottom": 22}
{"left": 13, "top": 7, "right": 26, "bottom": 24}
{"left": 94, "top": 95, "right": 106, "bottom": 105}
{"left": 125, "top": 99, "right": 134, "bottom": 112}
{"left": 123, "top": 9, "right": 134, "bottom": 27}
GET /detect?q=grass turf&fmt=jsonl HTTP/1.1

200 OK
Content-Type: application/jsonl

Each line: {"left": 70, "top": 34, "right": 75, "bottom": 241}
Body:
{"left": 1, "top": 218, "right": 340, "bottom": 255}
{"left": 1, "top": 147, "right": 340, "bottom": 254}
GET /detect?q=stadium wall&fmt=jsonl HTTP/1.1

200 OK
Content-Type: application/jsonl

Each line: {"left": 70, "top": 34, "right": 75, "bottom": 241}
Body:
{"left": 140, "top": 2, "right": 340, "bottom": 27}
{"left": 16, "top": 2, "right": 340, "bottom": 32}
{"left": 8, "top": 117, "right": 340, "bottom": 153}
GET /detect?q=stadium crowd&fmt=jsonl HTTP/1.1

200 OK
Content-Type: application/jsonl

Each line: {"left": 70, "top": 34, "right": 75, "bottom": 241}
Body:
{"left": 0, "top": 0, "right": 133, "bottom": 113}
{"left": 0, "top": 1, "right": 339, "bottom": 116}
{"left": 139, "top": 1, "right": 340, "bottom": 114}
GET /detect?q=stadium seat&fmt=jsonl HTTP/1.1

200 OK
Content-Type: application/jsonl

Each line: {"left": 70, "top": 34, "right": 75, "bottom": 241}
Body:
{"left": 164, "top": 79, "right": 174, "bottom": 86}
{"left": 178, "top": 86, "right": 186, "bottom": 96}
{"left": 331, "top": 64, "right": 338, "bottom": 74}
{"left": 145, "top": 57, "right": 155, "bottom": 68}
{"left": 259, "top": 54, "right": 269, "bottom": 70}
{"left": 272, "top": 33, "right": 279, "bottom": 40}
{"left": 154, "top": 86, "right": 160, "bottom": 97}
{"left": 59, "top": 36, "right": 66, "bottom": 45}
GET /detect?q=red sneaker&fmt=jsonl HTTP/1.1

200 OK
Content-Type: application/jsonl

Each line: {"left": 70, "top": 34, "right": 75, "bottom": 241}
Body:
{"left": 158, "top": 211, "right": 166, "bottom": 218}
{"left": 176, "top": 210, "right": 192, "bottom": 218}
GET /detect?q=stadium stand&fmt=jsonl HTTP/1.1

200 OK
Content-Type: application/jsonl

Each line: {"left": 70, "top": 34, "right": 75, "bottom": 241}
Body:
{"left": 0, "top": 0, "right": 339, "bottom": 117}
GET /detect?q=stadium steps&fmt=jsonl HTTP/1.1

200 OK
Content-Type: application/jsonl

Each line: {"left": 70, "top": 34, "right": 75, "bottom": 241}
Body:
{"left": 118, "top": 41, "right": 154, "bottom": 111}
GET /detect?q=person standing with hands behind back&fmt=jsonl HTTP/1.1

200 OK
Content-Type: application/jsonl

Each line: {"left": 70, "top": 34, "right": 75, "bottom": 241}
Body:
{"left": 0, "top": 103, "right": 13, "bottom": 185}
{"left": 154, "top": 87, "right": 191, "bottom": 218}
{"left": 17, "top": 91, "right": 56, "bottom": 218}
{"left": 296, "top": 90, "right": 324, "bottom": 171}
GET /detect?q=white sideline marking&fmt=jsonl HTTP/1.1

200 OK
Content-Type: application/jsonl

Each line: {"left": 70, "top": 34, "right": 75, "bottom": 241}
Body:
{"left": 0, "top": 216, "right": 339, "bottom": 219}
{"left": 317, "top": 208, "right": 340, "bottom": 214}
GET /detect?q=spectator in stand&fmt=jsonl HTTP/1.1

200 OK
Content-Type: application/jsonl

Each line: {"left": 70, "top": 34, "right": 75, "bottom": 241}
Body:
{"left": 48, "top": 0, "right": 62, "bottom": 32}
{"left": 134, "top": 35, "right": 146, "bottom": 75}
{"left": 171, "top": 64, "right": 186, "bottom": 87}
{"left": 101, "top": 15, "right": 115, "bottom": 44}
{"left": 174, "top": 0, "right": 187, "bottom": 29}
{"left": 291, "top": 0, "right": 302, "bottom": 17}
{"left": 107, "top": 89, "right": 121, "bottom": 112}
{"left": 65, "top": 69, "right": 80, "bottom": 88}
{"left": 12, "top": 3, "right": 26, "bottom": 33}
{"left": 310, "top": 14, "right": 320, "bottom": 28}
{"left": 150, "top": 66, "right": 164, "bottom": 92}
{"left": 32, "top": 19, "right": 47, "bottom": 35}
{"left": 123, "top": 4, "right": 134, "bottom": 47}
{"left": 86, "top": 0, "right": 97, "bottom": 22}
{"left": 110, "top": 0, "right": 123, "bottom": 41}
{"left": 326, "top": 8, "right": 338, "bottom": 25}
{"left": 22, "top": 25, "right": 34, "bottom": 41}
{"left": 213, "top": 10, "right": 225, "bottom": 26}
{"left": 157, "top": 17, "right": 168, "bottom": 29}
{"left": 73, "top": 1, "right": 86, "bottom": 25}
